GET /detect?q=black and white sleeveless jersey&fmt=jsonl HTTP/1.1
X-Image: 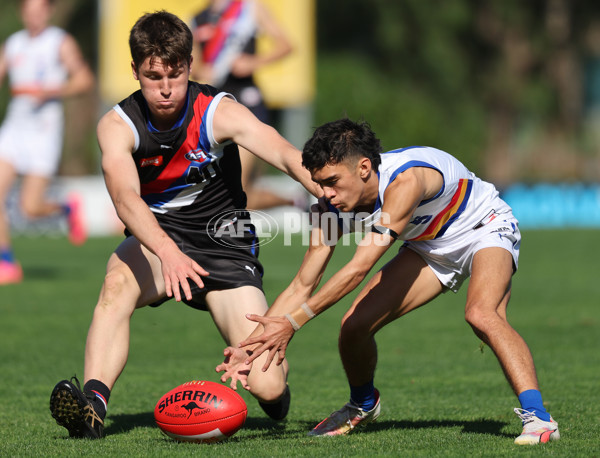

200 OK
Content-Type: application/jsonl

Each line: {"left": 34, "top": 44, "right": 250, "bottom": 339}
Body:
{"left": 113, "top": 81, "right": 246, "bottom": 228}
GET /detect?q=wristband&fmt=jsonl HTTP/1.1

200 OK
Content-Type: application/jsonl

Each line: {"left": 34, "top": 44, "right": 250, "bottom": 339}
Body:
{"left": 285, "top": 302, "right": 315, "bottom": 331}
{"left": 372, "top": 225, "right": 399, "bottom": 240}
{"left": 300, "top": 302, "right": 316, "bottom": 318}
{"left": 284, "top": 314, "right": 300, "bottom": 331}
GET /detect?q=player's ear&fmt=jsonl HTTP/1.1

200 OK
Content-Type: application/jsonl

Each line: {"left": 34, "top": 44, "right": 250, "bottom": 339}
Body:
{"left": 358, "top": 157, "right": 372, "bottom": 179}
{"left": 131, "top": 61, "right": 139, "bottom": 80}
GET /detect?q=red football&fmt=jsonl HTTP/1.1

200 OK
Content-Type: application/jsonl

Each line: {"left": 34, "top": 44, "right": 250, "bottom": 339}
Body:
{"left": 154, "top": 380, "right": 247, "bottom": 443}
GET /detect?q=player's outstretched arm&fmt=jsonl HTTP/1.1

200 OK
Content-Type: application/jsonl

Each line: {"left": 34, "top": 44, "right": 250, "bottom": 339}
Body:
{"left": 241, "top": 182, "right": 422, "bottom": 370}
{"left": 241, "top": 231, "right": 394, "bottom": 370}
{"left": 217, "top": 202, "right": 337, "bottom": 379}
{"left": 98, "top": 111, "right": 209, "bottom": 301}
{"left": 212, "top": 97, "right": 322, "bottom": 198}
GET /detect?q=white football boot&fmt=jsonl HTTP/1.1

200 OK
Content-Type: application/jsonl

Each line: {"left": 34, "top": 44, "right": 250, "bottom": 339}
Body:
{"left": 514, "top": 408, "right": 560, "bottom": 445}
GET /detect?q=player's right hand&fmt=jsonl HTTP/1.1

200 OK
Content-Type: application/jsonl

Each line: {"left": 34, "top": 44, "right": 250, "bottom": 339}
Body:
{"left": 238, "top": 314, "right": 295, "bottom": 372}
{"left": 160, "top": 249, "right": 209, "bottom": 302}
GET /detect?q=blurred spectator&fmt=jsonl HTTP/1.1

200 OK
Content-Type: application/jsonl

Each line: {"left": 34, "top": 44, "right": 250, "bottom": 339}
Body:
{"left": 0, "top": 0, "right": 95, "bottom": 285}
{"left": 191, "top": 0, "right": 306, "bottom": 210}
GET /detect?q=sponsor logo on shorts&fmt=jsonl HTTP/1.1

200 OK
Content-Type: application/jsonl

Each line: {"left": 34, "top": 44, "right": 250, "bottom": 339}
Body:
{"left": 140, "top": 156, "right": 163, "bottom": 167}
{"left": 491, "top": 226, "right": 511, "bottom": 233}
{"left": 473, "top": 209, "right": 498, "bottom": 229}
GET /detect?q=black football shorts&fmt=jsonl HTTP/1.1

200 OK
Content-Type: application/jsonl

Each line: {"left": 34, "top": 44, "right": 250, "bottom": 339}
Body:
{"left": 141, "top": 211, "right": 264, "bottom": 311}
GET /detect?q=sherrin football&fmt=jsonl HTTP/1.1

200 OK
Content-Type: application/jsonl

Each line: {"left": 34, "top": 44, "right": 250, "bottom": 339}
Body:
{"left": 154, "top": 380, "right": 247, "bottom": 443}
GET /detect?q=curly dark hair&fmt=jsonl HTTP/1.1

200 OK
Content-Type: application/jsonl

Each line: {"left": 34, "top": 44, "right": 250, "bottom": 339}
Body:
{"left": 129, "top": 10, "right": 193, "bottom": 70}
{"left": 302, "top": 118, "right": 382, "bottom": 172}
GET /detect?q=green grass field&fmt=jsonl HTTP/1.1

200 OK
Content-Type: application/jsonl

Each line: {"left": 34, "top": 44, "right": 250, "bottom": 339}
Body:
{"left": 1, "top": 230, "right": 599, "bottom": 456}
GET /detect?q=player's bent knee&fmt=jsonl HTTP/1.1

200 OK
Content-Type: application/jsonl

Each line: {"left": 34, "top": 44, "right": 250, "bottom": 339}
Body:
{"left": 340, "top": 313, "right": 370, "bottom": 341}
{"left": 464, "top": 304, "right": 502, "bottom": 333}
{"left": 97, "top": 268, "right": 136, "bottom": 310}
{"left": 249, "top": 384, "right": 287, "bottom": 404}
{"left": 247, "top": 367, "right": 287, "bottom": 403}
{"left": 465, "top": 306, "right": 485, "bottom": 328}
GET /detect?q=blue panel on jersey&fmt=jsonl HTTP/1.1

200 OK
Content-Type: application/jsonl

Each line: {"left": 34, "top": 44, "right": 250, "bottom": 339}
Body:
{"left": 385, "top": 160, "right": 445, "bottom": 207}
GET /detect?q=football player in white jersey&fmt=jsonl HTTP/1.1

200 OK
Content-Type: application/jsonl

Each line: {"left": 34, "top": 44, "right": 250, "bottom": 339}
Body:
{"left": 0, "top": 0, "right": 95, "bottom": 284}
{"left": 218, "top": 118, "right": 559, "bottom": 445}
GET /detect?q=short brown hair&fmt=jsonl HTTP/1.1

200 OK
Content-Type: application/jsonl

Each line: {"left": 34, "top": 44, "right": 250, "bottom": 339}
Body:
{"left": 129, "top": 10, "right": 193, "bottom": 70}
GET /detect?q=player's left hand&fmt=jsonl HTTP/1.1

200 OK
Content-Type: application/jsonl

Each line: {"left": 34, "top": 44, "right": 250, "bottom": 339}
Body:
{"left": 215, "top": 346, "right": 253, "bottom": 391}
{"left": 237, "top": 314, "right": 295, "bottom": 372}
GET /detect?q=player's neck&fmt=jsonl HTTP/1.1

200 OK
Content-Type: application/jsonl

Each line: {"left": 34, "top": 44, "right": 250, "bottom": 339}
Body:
{"left": 354, "top": 173, "right": 379, "bottom": 213}
{"left": 147, "top": 96, "right": 189, "bottom": 132}
{"left": 27, "top": 25, "right": 48, "bottom": 38}
{"left": 149, "top": 113, "right": 179, "bottom": 132}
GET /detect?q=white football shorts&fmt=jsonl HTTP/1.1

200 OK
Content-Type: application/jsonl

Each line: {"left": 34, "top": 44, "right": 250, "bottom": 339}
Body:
{"left": 403, "top": 211, "right": 521, "bottom": 293}
{"left": 0, "top": 98, "right": 64, "bottom": 177}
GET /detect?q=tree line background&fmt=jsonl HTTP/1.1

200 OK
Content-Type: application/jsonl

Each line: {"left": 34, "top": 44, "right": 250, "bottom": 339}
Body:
{"left": 1, "top": 0, "right": 599, "bottom": 187}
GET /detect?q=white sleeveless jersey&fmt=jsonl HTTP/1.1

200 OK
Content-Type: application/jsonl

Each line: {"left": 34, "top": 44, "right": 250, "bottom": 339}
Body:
{"left": 377, "top": 146, "right": 511, "bottom": 242}
{"left": 339, "top": 146, "right": 512, "bottom": 243}
{"left": 4, "top": 26, "right": 68, "bottom": 94}
{"left": 0, "top": 27, "right": 67, "bottom": 175}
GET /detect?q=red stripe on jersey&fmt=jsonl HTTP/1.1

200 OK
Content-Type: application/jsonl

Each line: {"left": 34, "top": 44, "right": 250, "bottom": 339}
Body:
{"left": 408, "top": 179, "right": 470, "bottom": 241}
{"left": 140, "top": 93, "right": 214, "bottom": 196}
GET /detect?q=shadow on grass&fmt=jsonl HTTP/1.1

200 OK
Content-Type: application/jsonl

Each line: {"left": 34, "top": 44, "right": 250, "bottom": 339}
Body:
{"left": 366, "top": 418, "right": 512, "bottom": 437}
{"left": 105, "top": 412, "right": 155, "bottom": 435}
{"left": 22, "top": 266, "right": 63, "bottom": 280}
{"left": 241, "top": 418, "right": 512, "bottom": 440}
{"left": 105, "top": 413, "right": 289, "bottom": 438}
{"left": 105, "top": 412, "right": 510, "bottom": 440}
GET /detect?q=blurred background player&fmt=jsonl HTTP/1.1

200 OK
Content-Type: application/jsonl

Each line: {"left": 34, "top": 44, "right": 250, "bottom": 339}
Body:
{"left": 0, "top": 0, "right": 95, "bottom": 285}
{"left": 191, "top": 0, "right": 305, "bottom": 210}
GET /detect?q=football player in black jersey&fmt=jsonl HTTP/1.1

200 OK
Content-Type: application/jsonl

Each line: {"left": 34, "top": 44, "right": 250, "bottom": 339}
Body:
{"left": 49, "top": 10, "right": 320, "bottom": 439}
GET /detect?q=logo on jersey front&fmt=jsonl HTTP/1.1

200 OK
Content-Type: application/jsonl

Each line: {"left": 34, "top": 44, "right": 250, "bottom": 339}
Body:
{"left": 185, "top": 149, "right": 210, "bottom": 163}
{"left": 184, "top": 148, "right": 224, "bottom": 185}
{"left": 140, "top": 156, "right": 163, "bottom": 167}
